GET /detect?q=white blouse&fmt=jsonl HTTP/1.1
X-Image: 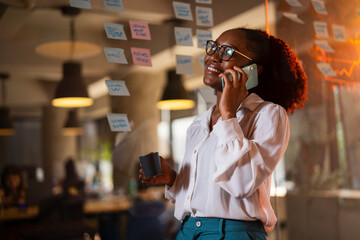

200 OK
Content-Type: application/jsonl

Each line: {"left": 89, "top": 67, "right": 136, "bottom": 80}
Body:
{"left": 165, "top": 93, "right": 290, "bottom": 232}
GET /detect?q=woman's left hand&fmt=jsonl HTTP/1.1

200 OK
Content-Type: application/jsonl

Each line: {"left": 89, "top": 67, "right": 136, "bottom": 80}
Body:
{"left": 218, "top": 66, "right": 249, "bottom": 120}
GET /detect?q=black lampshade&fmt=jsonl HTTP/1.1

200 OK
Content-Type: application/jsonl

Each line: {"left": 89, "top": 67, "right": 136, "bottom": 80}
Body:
{"left": 0, "top": 107, "right": 15, "bottom": 136}
{"left": 157, "top": 70, "right": 195, "bottom": 110}
{"left": 52, "top": 61, "right": 93, "bottom": 108}
{"left": 63, "top": 109, "right": 83, "bottom": 136}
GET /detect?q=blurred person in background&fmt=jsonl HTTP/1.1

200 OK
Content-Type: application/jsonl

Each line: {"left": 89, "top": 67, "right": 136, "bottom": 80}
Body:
{"left": 0, "top": 164, "right": 26, "bottom": 209}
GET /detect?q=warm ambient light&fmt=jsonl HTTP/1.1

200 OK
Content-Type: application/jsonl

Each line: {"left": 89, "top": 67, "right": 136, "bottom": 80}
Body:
{"left": 63, "top": 127, "right": 83, "bottom": 136}
{"left": 62, "top": 110, "right": 83, "bottom": 136}
{"left": 52, "top": 62, "right": 93, "bottom": 108}
{"left": 52, "top": 97, "right": 93, "bottom": 108}
{"left": 36, "top": 41, "right": 101, "bottom": 60}
{"left": 0, "top": 108, "right": 15, "bottom": 135}
{"left": 157, "top": 99, "right": 195, "bottom": 110}
{"left": 157, "top": 70, "right": 195, "bottom": 111}
{"left": 0, "top": 74, "right": 15, "bottom": 136}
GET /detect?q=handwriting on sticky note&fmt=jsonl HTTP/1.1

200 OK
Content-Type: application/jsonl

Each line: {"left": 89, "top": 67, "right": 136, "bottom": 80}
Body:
{"left": 196, "top": 0, "right": 212, "bottom": 4}
{"left": 311, "top": 0, "right": 327, "bottom": 15}
{"left": 131, "top": 47, "right": 152, "bottom": 67}
{"left": 105, "top": 80, "right": 130, "bottom": 96}
{"left": 173, "top": 1, "right": 193, "bottom": 21}
{"left": 197, "top": 29, "right": 212, "bottom": 49}
{"left": 107, "top": 113, "right": 131, "bottom": 132}
{"left": 104, "top": 23, "right": 127, "bottom": 40}
{"left": 69, "top": 0, "right": 91, "bottom": 9}
{"left": 332, "top": 25, "right": 346, "bottom": 42}
{"left": 285, "top": 0, "right": 302, "bottom": 7}
{"left": 104, "top": 47, "right": 128, "bottom": 64}
{"left": 174, "top": 27, "right": 193, "bottom": 46}
{"left": 176, "top": 55, "right": 193, "bottom": 75}
{"left": 313, "top": 21, "right": 328, "bottom": 38}
{"left": 196, "top": 7, "right": 213, "bottom": 27}
{"left": 129, "top": 20, "right": 151, "bottom": 40}
{"left": 103, "top": 0, "right": 124, "bottom": 12}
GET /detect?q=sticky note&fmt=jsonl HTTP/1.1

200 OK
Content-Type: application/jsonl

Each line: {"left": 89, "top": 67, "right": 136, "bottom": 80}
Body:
{"left": 104, "top": 47, "right": 128, "bottom": 64}
{"left": 285, "top": 0, "right": 302, "bottom": 7}
{"left": 176, "top": 55, "right": 193, "bottom": 75}
{"left": 311, "top": 0, "right": 327, "bottom": 15}
{"left": 315, "top": 40, "right": 334, "bottom": 53}
{"left": 332, "top": 25, "right": 346, "bottom": 42}
{"left": 103, "top": 0, "right": 124, "bottom": 12}
{"left": 197, "top": 29, "right": 212, "bottom": 49}
{"left": 313, "top": 21, "right": 329, "bottom": 38}
{"left": 105, "top": 80, "right": 130, "bottom": 96}
{"left": 198, "top": 55, "right": 205, "bottom": 69}
{"left": 282, "top": 12, "right": 304, "bottom": 24}
{"left": 129, "top": 20, "right": 151, "bottom": 40}
{"left": 196, "top": 7, "right": 213, "bottom": 27}
{"left": 131, "top": 47, "right": 152, "bottom": 67}
{"left": 174, "top": 27, "right": 193, "bottom": 46}
{"left": 104, "top": 23, "right": 127, "bottom": 40}
{"left": 173, "top": 1, "right": 193, "bottom": 21}
{"left": 107, "top": 113, "right": 131, "bottom": 132}
{"left": 317, "top": 63, "right": 337, "bottom": 77}
{"left": 196, "top": 0, "right": 212, "bottom": 4}
{"left": 69, "top": 0, "right": 91, "bottom": 9}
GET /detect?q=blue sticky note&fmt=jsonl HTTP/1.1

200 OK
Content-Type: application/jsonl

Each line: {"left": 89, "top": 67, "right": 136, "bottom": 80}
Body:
{"left": 196, "top": 0, "right": 212, "bottom": 4}
{"left": 313, "top": 21, "right": 328, "bottom": 38}
{"left": 104, "top": 47, "right": 128, "bottom": 64}
{"left": 104, "top": 23, "right": 127, "bottom": 40}
{"left": 107, "top": 113, "right": 131, "bottom": 132}
{"left": 173, "top": 1, "right": 193, "bottom": 21}
{"left": 197, "top": 29, "right": 212, "bottom": 49}
{"left": 196, "top": 7, "right": 213, "bottom": 27}
{"left": 103, "top": 0, "right": 124, "bottom": 12}
{"left": 69, "top": 0, "right": 91, "bottom": 9}
{"left": 176, "top": 55, "right": 193, "bottom": 75}
{"left": 105, "top": 80, "right": 130, "bottom": 96}
{"left": 311, "top": 0, "right": 327, "bottom": 15}
{"left": 174, "top": 27, "right": 193, "bottom": 46}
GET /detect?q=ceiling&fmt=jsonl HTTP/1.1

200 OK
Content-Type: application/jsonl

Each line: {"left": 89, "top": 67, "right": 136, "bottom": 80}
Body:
{"left": 0, "top": 0, "right": 273, "bottom": 119}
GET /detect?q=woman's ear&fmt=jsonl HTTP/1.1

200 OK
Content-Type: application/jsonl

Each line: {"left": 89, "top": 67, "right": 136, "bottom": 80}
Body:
{"left": 257, "top": 65, "right": 263, "bottom": 75}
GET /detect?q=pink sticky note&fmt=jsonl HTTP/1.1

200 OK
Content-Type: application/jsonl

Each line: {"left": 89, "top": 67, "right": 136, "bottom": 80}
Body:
{"left": 129, "top": 20, "right": 151, "bottom": 40}
{"left": 131, "top": 47, "right": 152, "bottom": 67}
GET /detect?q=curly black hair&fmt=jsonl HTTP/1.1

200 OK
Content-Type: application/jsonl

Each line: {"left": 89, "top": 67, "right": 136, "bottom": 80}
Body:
{"left": 235, "top": 28, "right": 307, "bottom": 114}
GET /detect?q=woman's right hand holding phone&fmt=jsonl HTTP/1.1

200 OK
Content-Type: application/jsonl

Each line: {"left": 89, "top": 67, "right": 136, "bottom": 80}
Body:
{"left": 139, "top": 156, "right": 177, "bottom": 187}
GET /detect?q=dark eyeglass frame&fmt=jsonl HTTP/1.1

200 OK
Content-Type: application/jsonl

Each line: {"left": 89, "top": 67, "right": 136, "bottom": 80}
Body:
{"left": 205, "top": 40, "right": 253, "bottom": 61}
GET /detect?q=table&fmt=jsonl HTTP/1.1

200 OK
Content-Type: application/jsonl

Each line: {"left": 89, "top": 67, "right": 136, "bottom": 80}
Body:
{"left": 0, "top": 206, "right": 39, "bottom": 221}
{"left": 84, "top": 196, "right": 132, "bottom": 214}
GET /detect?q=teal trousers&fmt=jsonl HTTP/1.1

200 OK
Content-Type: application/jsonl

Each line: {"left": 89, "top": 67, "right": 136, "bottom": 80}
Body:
{"left": 175, "top": 216, "right": 267, "bottom": 240}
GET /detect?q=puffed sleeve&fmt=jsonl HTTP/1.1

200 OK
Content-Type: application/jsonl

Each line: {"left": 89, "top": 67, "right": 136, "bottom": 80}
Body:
{"left": 212, "top": 104, "right": 289, "bottom": 198}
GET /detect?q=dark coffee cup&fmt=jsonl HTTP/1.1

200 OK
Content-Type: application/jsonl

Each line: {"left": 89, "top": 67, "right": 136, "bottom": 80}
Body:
{"left": 139, "top": 152, "right": 162, "bottom": 178}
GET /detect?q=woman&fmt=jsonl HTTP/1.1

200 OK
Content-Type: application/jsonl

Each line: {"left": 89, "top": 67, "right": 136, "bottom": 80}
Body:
{"left": 0, "top": 164, "right": 26, "bottom": 208}
{"left": 139, "top": 28, "right": 307, "bottom": 239}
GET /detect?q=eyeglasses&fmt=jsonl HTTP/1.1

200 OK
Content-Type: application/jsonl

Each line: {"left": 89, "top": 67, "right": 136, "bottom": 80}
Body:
{"left": 205, "top": 40, "right": 252, "bottom": 61}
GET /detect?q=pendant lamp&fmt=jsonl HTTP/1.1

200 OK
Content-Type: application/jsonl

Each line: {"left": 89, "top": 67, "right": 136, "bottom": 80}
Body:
{"left": 62, "top": 109, "right": 83, "bottom": 136}
{"left": 0, "top": 73, "right": 15, "bottom": 136}
{"left": 157, "top": 70, "right": 195, "bottom": 110}
{"left": 52, "top": 61, "right": 93, "bottom": 108}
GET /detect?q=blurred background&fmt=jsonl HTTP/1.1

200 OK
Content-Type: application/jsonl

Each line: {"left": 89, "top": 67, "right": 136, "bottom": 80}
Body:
{"left": 0, "top": 0, "right": 360, "bottom": 239}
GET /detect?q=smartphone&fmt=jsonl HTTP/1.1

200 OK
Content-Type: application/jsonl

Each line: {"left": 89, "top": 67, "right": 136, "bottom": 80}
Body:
{"left": 221, "top": 63, "right": 258, "bottom": 90}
